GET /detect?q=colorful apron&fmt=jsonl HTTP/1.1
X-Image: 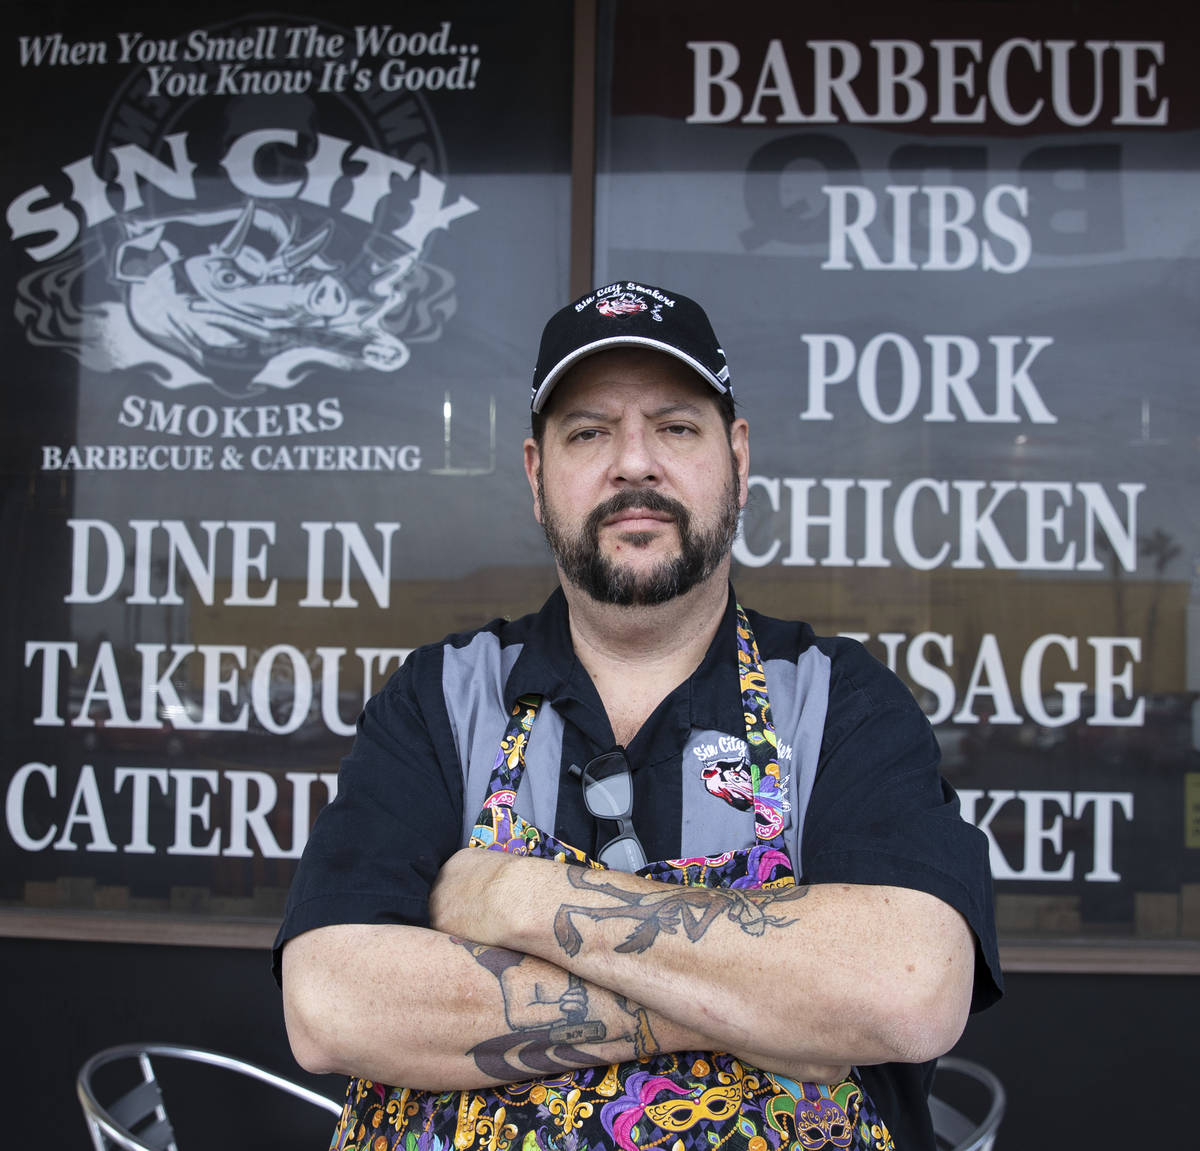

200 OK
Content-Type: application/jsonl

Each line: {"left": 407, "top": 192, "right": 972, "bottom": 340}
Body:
{"left": 329, "top": 608, "right": 895, "bottom": 1151}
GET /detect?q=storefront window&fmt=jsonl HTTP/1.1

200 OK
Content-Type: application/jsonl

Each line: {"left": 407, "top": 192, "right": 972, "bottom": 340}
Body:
{"left": 594, "top": 0, "right": 1200, "bottom": 957}
{"left": 1, "top": 2, "right": 571, "bottom": 934}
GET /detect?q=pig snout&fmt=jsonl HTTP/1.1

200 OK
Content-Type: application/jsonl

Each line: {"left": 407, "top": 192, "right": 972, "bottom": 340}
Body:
{"left": 308, "top": 274, "right": 348, "bottom": 318}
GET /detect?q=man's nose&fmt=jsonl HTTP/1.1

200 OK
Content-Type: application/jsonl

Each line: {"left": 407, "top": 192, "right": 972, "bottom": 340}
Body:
{"left": 610, "top": 426, "right": 659, "bottom": 486}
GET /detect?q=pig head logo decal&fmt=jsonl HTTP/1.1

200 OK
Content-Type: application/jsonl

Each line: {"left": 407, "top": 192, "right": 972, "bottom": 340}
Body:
{"left": 113, "top": 201, "right": 448, "bottom": 386}
{"left": 17, "top": 198, "right": 460, "bottom": 392}
{"left": 10, "top": 12, "right": 481, "bottom": 396}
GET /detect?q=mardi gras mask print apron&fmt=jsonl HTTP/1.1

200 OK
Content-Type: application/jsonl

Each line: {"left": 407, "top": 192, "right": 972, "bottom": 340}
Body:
{"left": 329, "top": 608, "right": 896, "bottom": 1151}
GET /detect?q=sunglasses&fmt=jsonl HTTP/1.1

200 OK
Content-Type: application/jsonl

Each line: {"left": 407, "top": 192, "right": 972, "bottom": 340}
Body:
{"left": 574, "top": 749, "right": 648, "bottom": 871}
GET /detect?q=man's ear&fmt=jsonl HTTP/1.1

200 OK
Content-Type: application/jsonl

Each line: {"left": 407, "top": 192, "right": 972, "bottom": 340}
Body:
{"left": 523, "top": 438, "right": 543, "bottom": 523}
{"left": 730, "top": 418, "right": 750, "bottom": 508}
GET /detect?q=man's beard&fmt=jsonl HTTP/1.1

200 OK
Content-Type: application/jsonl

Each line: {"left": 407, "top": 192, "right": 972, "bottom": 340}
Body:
{"left": 537, "top": 465, "right": 741, "bottom": 607}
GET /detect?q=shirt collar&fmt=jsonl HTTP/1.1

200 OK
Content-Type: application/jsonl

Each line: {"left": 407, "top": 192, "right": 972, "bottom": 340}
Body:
{"left": 689, "top": 588, "right": 746, "bottom": 736}
{"left": 505, "top": 586, "right": 574, "bottom": 707}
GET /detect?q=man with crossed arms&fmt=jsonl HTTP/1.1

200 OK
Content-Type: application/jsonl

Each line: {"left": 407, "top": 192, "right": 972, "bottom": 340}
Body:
{"left": 276, "top": 282, "right": 1002, "bottom": 1150}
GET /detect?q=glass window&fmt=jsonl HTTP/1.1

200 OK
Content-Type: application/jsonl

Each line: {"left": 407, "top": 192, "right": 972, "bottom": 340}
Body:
{"left": 594, "top": 0, "right": 1200, "bottom": 953}
{"left": 1, "top": 2, "right": 572, "bottom": 931}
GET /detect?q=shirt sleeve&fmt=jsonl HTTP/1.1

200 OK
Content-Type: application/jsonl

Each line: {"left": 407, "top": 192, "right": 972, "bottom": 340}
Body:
{"left": 272, "top": 643, "right": 464, "bottom": 984}
{"left": 800, "top": 637, "right": 1004, "bottom": 1012}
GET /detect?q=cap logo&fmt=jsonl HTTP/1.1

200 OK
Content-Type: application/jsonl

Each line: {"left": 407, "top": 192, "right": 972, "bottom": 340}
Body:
{"left": 595, "top": 292, "right": 663, "bottom": 322}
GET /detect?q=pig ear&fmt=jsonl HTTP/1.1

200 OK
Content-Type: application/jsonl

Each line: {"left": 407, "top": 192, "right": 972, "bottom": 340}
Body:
{"left": 216, "top": 200, "right": 257, "bottom": 257}
{"left": 113, "top": 227, "right": 171, "bottom": 283}
{"left": 282, "top": 221, "right": 333, "bottom": 269}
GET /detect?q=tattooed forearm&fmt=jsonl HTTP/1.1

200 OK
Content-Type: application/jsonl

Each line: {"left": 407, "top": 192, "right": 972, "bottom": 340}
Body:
{"left": 449, "top": 935, "right": 660, "bottom": 1078}
{"left": 468, "top": 1027, "right": 600, "bottom": 1081}
{"left": 554, "top": 866, "right": 810, "bottom": 956}
{"left": 467, "top": 1000, "right": 660, "bottom": 1081}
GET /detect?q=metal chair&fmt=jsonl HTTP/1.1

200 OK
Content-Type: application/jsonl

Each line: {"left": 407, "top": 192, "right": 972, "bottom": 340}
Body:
{"left": 76, "top": 1042, "right": 343, "bottom": 1151}
{"left": 929, "top": 1055, "right": 1006, "bottom": 1151}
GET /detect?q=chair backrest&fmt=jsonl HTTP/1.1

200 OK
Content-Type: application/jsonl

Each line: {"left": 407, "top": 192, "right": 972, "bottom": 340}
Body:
{"left": 76, "top": 1042, "right": 343, "bottom": 1151}
{"left": 929, "top": 1055, "right": 1006, "bottom": 1151}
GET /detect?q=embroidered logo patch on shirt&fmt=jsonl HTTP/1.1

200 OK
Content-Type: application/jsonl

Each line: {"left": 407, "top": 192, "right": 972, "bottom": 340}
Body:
{"left": 690, "top": 735, "right": 792, "bottom": 823}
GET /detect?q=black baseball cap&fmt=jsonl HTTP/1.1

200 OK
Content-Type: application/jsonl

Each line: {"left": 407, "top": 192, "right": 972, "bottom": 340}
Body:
{"left": 530, "top": 281, "right": 732, "bottom": 414}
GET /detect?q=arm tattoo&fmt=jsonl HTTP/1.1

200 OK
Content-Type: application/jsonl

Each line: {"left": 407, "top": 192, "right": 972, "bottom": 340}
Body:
{"left": 553, "top": 867, "right": 810, "bottom": 957}
{"left": 451, "top": 937, "right": 660, "bottom": 1079}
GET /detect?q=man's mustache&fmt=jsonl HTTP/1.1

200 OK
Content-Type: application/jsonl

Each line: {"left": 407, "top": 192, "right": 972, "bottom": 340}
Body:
{"left": 584, "top": 490, "right": 690, "bottom": 540}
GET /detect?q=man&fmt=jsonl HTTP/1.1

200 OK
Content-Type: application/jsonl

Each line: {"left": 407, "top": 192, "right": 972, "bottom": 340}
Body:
{"left": 276, "top": 282, "right": 1002, "bottom": 1151}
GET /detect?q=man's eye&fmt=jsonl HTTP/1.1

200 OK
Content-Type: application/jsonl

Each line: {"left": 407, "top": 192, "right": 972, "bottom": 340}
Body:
{"left": 570, "top": 429, "right": 601, "bottom": 442}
